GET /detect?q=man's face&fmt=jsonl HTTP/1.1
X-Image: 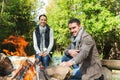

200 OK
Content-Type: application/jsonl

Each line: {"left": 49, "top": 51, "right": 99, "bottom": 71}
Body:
{"left": 69, "top": 22, "right": 80, "bottom": 37}
{"left": 39, "top": 16, "right": 47, "bottom": 27}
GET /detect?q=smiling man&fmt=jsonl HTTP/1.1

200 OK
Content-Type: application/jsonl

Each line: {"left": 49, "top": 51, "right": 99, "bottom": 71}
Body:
{"left": 60, "top": 18, "right": 104, "bottom": 80}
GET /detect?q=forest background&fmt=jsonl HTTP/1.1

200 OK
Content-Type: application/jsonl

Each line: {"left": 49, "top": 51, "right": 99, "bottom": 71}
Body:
{"left": 0, "top": 0, "right": 120, "bottom": 59}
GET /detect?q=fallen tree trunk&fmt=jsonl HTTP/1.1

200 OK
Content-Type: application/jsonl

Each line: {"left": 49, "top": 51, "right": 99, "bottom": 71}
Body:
{"left": 101, "top": 59, "right": 120, "bottom": 70}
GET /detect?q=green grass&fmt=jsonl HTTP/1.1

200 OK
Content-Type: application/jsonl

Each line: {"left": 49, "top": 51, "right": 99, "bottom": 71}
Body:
{"left": 50, "top": 50, "right": 63, "bottom": 66}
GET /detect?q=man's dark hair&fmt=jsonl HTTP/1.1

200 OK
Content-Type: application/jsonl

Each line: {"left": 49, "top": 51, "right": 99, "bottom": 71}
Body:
{"left": 68, "top": 18, "right": 81, "bottom": 25}
{"left": 39, "top": 14, "right": 47, "bottom": 20}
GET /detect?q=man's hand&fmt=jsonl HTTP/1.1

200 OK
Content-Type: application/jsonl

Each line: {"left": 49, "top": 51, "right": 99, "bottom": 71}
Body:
{"left": 68, "top": 50, "right": 79, "bottom": 57}
{"left": 60, "top": 62, "right": 68, "bottom": 66}
{"left": 60, "top": 60, "right": 74, "bottom": 67}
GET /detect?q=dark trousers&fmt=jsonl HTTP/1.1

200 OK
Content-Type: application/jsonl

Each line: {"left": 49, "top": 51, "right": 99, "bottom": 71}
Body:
{"left": 35, "top": 54, "right": 50, "bottom": 69}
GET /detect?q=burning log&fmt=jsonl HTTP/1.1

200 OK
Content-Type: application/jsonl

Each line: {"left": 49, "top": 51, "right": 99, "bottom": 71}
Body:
{"left": 11, "top": 59, "right": 36, "bottom": 80}
{"left": 0, "top": 54, "right": 72, "bottom": 80}
{"left": 0, "top": 53, "right": 13, "bottom": 76}
{"left": 2, "top": 35, "right": 28, "bottom": 56}
{"left": 8, "top": 56, "right": 46, "bottom": 80}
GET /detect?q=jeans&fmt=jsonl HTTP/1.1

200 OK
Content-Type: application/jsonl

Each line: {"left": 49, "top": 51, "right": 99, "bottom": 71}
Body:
{"left": 35, "top": 54, "right": 50, "bottom": 69}
{"left": 61, "top": 55, "right": 81, "bottom": 80}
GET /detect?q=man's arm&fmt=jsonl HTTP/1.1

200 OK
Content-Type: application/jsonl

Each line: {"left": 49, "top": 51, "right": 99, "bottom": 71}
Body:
{"left": 60, "top": 35, "right": 94, "bottom": 67}
{"left": 73, "top": 35, "right": 94, "bottom": 64}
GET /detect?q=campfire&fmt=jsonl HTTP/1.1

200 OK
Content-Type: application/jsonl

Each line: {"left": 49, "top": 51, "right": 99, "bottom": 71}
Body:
{"left": 0, "top": 35, "right": 38, "bottom": 80}
{"left": 0, "top": 35, "right": 72, "bottom": 80}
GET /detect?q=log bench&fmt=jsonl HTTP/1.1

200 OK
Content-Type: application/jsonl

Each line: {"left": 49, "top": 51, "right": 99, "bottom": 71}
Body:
{"left": 102, "top": 59, "right": 120, "bottom": 70}
{"left": 101, "top": 59, "right": 120, "bottom": 80}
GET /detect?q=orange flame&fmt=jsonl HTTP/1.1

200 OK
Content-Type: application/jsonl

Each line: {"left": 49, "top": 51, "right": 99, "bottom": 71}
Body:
{"left": 2, "top": 35, "right": 28, "bottom": 56}
{"left": 24, "top": 65, "right": 37, "bottom": 80}
{"left": 21, "top": 60, "right": 37, "bottom": 80}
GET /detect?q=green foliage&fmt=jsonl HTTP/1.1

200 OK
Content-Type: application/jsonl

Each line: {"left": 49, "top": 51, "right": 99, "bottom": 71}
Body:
{"left": 79, "top": 0, "right": 120, "bottom": 56}
{"left": 0, "top": 0, "right": 37, "bottom": 55}
{"left": 0, "top": 0, "right": 120, "bottom": 59}
{"left": 51, "top": 50, "right": 62, "bottom": 65}
{"left": 46, "top": 0, "right": 75, "bottom": 50}
{"left": 0, "top": 0, "right": 37, "bottom": 39}
{"left": 46, "top": 0, "right": 120, "bottom": 57}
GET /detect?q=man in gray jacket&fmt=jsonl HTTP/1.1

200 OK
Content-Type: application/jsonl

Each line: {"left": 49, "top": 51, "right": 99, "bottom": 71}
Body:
{"left": 60, "top": 18, "right": 103, "bottom": 80}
